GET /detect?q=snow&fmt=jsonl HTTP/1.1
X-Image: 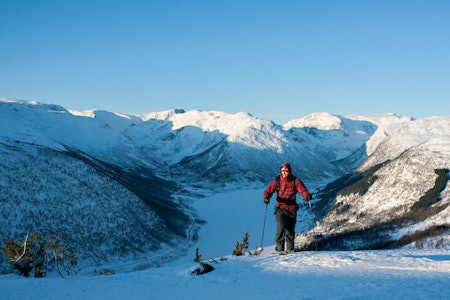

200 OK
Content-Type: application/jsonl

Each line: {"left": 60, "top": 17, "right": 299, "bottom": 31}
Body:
{"left": 2, "top": 249, "right": 449, "bottom": 299}
{"left": 1, "top": 189, "right": 449, "bottom": 300}
{"left": 142, "top": 109, "right": 286, "bottom": 151}
{"left": 1, "top": 99, "right": 449, "bottom": 299}
{"left": 284, "top": 112, "right": 343, "bottom": 130}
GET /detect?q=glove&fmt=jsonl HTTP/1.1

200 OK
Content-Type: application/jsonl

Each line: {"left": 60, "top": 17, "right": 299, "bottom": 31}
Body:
{"left": 264, "top": 198, "right": 270, "bottom": 205}
{"left": 306, "top": 193, "right": 313, "bottom": 201}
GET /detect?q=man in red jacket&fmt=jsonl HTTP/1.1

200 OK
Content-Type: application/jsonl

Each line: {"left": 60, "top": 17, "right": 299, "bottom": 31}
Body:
{"left": 263, "top": 162, "right": 312, "bottom": 253}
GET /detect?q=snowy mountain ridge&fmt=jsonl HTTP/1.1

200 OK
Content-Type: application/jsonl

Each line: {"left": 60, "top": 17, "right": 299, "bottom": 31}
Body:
{"left": 296, "top": 116, "right": 450, "bottom": 250}
{"left": 0, "top": 98, "right": 449, "bottom": 274}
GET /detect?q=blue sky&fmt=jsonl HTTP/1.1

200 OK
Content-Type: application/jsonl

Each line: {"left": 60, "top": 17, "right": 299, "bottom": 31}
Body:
{"left": 1, "top": 0, "right": 449, "bottom": 123}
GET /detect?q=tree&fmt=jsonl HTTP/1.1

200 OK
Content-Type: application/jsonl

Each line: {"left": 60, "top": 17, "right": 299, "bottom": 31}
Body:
{"left": 2, "top": 231, "right": 78, "bottom": 278}
{"left": 232, "top": 232, "right": 249, "bottom": 256}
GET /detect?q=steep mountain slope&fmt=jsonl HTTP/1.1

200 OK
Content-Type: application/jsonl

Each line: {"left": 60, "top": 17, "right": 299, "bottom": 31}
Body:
{"left": 0, "top": 141, "right": 193, "bottom": 273}
{"left": 0, "top": 100, "right": 195, "bottom": 273}
{"left": 297, "top": 117, "right": 450, "bottom": 250}
{"left": 284, "top": 112, "right": 412, "bottom": 172}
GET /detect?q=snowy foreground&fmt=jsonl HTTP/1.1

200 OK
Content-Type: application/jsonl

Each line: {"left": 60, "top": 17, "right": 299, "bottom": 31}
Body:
{"left": 1, "top": 190, "right": 450, "bottom": 300}
{"left": 1, "top": 249, "right": 449, "bottom": 300}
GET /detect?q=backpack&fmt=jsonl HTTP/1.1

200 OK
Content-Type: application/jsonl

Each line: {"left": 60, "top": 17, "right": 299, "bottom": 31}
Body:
{"left": 275, "top": 175, "right": 296, "bottom": 191}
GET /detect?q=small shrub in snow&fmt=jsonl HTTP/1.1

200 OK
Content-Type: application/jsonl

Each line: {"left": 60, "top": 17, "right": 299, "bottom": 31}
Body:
{"left": 2, "top": 231, "right": 78, "bottom": 278}
{"left": 232, "top": 232, "right": 249, "bottom": 256}
{"left": 194, "top": 247, "right": 202, "bottom": 262}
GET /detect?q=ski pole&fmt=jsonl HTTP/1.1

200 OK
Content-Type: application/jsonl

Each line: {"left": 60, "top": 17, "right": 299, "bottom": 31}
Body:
{"left": 308, "top": 200, "right": 318, "bottom": 251}
{"left": 259, "top": 204, "right": 268, "bottom": 250}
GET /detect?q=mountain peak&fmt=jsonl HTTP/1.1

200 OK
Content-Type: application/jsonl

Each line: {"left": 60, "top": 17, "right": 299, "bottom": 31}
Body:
{"left": 284, "top": 112, "right": 342, "bottom": 130}
{"left": 139, "top": 109, "right": 186, "bottom": 121}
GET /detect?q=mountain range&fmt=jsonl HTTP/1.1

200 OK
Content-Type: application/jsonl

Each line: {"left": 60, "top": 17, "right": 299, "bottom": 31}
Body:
{"left": 0, "top": 98, "right": 448, "bottom": 273}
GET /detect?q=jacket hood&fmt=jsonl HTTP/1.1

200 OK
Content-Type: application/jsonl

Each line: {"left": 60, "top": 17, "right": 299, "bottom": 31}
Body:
{"left": 280, "top": 162, "right": 292, "bottom": 176}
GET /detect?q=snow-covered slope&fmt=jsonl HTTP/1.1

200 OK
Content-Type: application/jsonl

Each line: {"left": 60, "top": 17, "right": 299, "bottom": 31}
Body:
{"left": 0, "top": 141, "right": 194, "bottom": 273}
{"left": 284, "top": 112, "right": 412, "bottom": 172}
{"left": 1, "top": 187, "right": 449, "bottom": 299}
{"left": 1, "top": 99, "right": 403, "bottom": 188}
{"left": 2, "top": 247, "right": 450, "bottom": 300}
{"left": 132, "top": 109, "right": 344, "bottom": 186}
{"left": 0, "top": 100, "right": 196, "bottom": 273}
{"left": 297, "top": 116, "right": 450, "bottom": 250}
{"left": 1, "top": 98, "right": 449, "bottom": 276}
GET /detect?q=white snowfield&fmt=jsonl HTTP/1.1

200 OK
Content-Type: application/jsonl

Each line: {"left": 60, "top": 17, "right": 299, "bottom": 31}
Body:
{"left": 1, "top": 247, "right": 449, "bottom": 300}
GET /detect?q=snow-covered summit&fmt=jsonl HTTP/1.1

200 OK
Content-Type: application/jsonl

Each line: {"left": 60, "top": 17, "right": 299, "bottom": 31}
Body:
{"left": 139, "top": 108, "right": 186, "bottom": 121}
{"left": 284, "top": 112, "right": 343, "bottom": 130}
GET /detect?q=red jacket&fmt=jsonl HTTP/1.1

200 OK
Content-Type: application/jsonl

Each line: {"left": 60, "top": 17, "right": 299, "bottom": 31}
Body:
{"left": 263, "top": 162, "right": 310, "bottom": 211}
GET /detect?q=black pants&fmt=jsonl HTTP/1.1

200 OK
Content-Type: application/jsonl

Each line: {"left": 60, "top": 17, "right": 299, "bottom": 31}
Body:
{"left": 275, "top": 208, "right": 297, "bottom": 252}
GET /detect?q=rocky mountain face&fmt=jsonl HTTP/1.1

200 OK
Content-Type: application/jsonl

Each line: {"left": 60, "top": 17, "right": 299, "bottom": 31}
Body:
{"left": 0, "top": 99, "right": 448, "bottom": 272}
{"left": 296, "top": 117, "right": 450, "bottom": 250}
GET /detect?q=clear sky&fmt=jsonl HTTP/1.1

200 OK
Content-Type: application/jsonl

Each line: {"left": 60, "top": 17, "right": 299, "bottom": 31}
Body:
{"left": 1, "top": 0, "right": 449, "bottom": 124}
